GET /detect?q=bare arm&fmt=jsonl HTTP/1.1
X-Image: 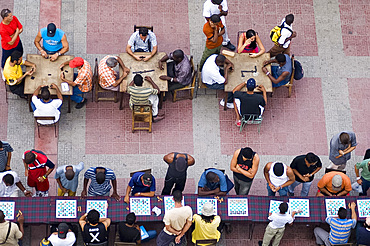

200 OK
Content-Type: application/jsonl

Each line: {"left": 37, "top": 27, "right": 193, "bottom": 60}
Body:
{"left": 50, "top": 83, "right": 63, "bottom": 100}
{"left": 163, "top": 153, "right": 174, "bottom": 164}
{"left": 265, "top": 70, "right": 290, "bottom": 85}
{"left": 81, "top": 178, "right": 89, "bottom": 198}
{"left": 310, "top": 166, "right": 321, "bottom": 176}
{"left": 349, "top": 202, "right": 357, "bottom": 221}
{"left": 187, "top": 154, "right": 195, "bottom": 166}
{"left": 34, "top": 31, "right": 47, "bottom": 57}
{"left": 145, "top": 76, "right": 160, "bottom": 92}
{"left": 134, "top": 191, "right": 155, "bottom": 197}
{"left": 33, "top": 85, "right": 43, "bottom": 97}
{"left": 232, "top": 82, "right": 246, "bottom": 93}
{"left": 8, "top": 28, "right": 20, "bottom": 46}
{"left": 281, "top": 167, "right": 295, "bottom": 188}
{"left": 250, "top": 34, "right": 265, "bottom": 58}
{"left": 237, "top": 34, "right": 246, "bottom": 54}
{"left": 165, "top": 224, "right": 181, "bottom": 235}
{"left": 126, "top": 44, "right": 141, "bottom": 61}
{"left": 15, "top": 181, "right": 32, "bottom": 197}
{"left": 198, "top": 187, "right": 226, "bottom": 196}
{"left": 175, "top": 220, "right": 192, "bottom": 243}
{"left": 79, "top": 213, "right": 87, "bottom": 230}
{"left": 5, "top": 152, "right": 11, "bottom": 170}
{"left": 100, "top": 218, "right": 111, "bottom": 229}
{"left": 59, "top": 34, "right": 69, "bottom": 55}
{"left": 124, "top": 185, "right": 132, "bottom": 203}
{"left": 17, "top": 215, "right": 24, "bottom": 240}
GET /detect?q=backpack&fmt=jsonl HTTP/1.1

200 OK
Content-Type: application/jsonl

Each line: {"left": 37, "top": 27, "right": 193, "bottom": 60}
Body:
{"left": 39, "top": 238, "right": 52, "bottom": 246}
{"left": 270, "top": 22, "right": 292, "bottom": 45}
{"left": 293, "top": 60, "right": 304, "bottom": 80}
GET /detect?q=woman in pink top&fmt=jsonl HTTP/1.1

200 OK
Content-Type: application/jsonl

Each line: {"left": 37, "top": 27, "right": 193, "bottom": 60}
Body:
{"left": 237, "top": 29, "right": 265, "bottom": 57}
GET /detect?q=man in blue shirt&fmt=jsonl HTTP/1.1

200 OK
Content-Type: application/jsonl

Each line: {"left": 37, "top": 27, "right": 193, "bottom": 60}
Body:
{"left": 198, "top": 168, "right": 233, "bottom": 196}
{"left": 126, "top": 27, "right": 157, "bottom": 62}
{"left": 314, "top": 202, "right": 357, "bottom": 245}
{"left": 262, "top": 54, "right": 292, "bottom": 88}
{"left": 81, "top": 167, "right": 120, "bottom": 201}
{"left": 124, "top": 172, "right": 156, "bottom": 204}
{"left": 55, "top": 162, "right": 84, "bottom": 196}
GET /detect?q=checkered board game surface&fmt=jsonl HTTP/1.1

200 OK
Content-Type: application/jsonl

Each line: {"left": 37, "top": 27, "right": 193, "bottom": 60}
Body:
{"left": 130, "top": 197, "right": 151, "bottom": 216}
{"left": 228, "top": 198, "right": 248, "bottom": 216}
{"left": 357, "top": 199, "right": 370, "bottom": 218}
{"left": 197, "top": 198, "right": 217, "bottom": 215}
{"left": 269, "top": 200, "right": 283, "bottom": 214}
{"left": 163, "top": 196, "right": 185, "bottom": 212}
{"left": 86, "top": 200, "right": 108, "bottom": 218}
{"left": 56, "top": 200, "right": 77, "bottom": 218}
{"left": 325, "top": 199, "right": 346, "bottom": 217}
{"left": 289, "top": 199, "right": 310, "bottom": 217}
{"left": 0, "top": 202, "right": 15, "bottom": 220}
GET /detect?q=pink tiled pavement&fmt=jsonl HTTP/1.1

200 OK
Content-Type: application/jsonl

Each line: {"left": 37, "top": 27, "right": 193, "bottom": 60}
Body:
{"left": 86, "top": 0, "right": 190, "bottom": 54}
{"left": 219, "top": 78, "right": 328, "bottom": 156}
{"left": 348, "top": 78, "right": 370, "bottom": 155}
{"left": 226, "top": 0, "right": 318, "bottom": 56}
{"left": 339, "top": 0, "right": 370, "bottom": 56}
{"left": 85, "top": 94, "right": 194, "bottom": 155}
{"left": 39, "top": 0, "right": 61, "bottom": 29}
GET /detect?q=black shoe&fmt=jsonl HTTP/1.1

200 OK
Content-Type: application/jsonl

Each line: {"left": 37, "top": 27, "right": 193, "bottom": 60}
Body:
{"left": 75, "top": 98, "right": 87, "bottom": 109}
{"left": 223, "top": 41, "right": 236, "bottom": 51}
{"left": 258, "top": 241, "right": 263, "bottom": 246}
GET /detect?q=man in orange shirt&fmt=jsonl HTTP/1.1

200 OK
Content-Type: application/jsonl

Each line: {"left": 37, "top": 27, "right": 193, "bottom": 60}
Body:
{"left": 316, "top": 171, "right": 352, "bottom": 196}
{"left": 199, "top": 14, "right": 225, "bottom": 70}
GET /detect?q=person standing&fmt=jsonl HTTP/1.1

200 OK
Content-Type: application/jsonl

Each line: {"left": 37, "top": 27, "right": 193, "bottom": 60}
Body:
{"left": 161, "top": 152, "right": 195, "bottom": 195}
{"left": 267, "top": 14, "right": 296, "bottom": 57}
{"left": 0, "top": 170, "right": 32, "bottom": 197}
{"left": 0, "top": 141, "right": 13, "bottom": 172}
{"left": 328, "top": 131, "right": 357, "bottom": 170}
{"left": 355, "top": 149, "right": 370, "bottom": 196}
{"left": 263, "top": 162, "right": 295, "bottom": 196}
{"left": 55, "top": 162, "right": 84, "bottom": 196}
{"left": 0, "top": 9, "right": 23, "bottom": 68}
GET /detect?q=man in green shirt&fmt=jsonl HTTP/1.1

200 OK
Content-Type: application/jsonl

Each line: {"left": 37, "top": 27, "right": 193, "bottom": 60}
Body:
{"left": 355, "top": 149, "right": 370, "bottom": 196}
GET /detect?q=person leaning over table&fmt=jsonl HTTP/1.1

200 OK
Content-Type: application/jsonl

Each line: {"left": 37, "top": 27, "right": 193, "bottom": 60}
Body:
{"left": 262, "top": 53, "right": 292, "bottom": 88}
{"left": 34, "top": 23, "right": 69, "bottom": 62}
{"left": 316, "top": 171, "right": 352, "bottom": 196}
{"left": 264, "top": 162, "right": 295, "bottom": 196}
{"left": 0, "top": 170, "right": 32, "bottom": 197}
{"left": 60, "top": 57, "right": 92, "bottom": 109}
{"left": 237, "top": 29, "right": 265, "bottom": 57}
{"left": 98, "top": 55, "right": 130, "bottom": 91}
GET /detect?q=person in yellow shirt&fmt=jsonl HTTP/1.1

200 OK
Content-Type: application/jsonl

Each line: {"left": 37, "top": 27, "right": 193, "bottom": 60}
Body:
{"left": 192, "top": 202, "right": 221, "bottom": 244}
{"left": 3, "top": 50, "right": 35, "bottom": 98}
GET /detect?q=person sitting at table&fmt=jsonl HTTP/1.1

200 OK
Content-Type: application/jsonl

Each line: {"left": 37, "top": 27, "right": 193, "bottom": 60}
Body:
{"left": 47, "top": 223, "right": 76, "bottom": 246}
{"left": 79, "top": 209, "right": 110, "bottom": 246}
{"left": 202, "top": 54, "right": 234, "bottom": 109}
{"left": 126, "top": 74, "right": 165, "bottom": 122}
{"left": 263, "top": 162, "right": 295, "bottom": 196}
{"left": 316, "top": 171, "right": 352, "bottom": 196}
{"left": 158, "top": 49, "right": 192, "bottom": 94}
{"left": 0, "top": 170, "right": 32, "bottom": 197}
{"left": 232, "top": 78, "right": 267, "bottom": 127}
{"left": 118, "top": 212, "right": 157, "bottom": 244}
{"left": 98, "top": 55, "right": 130, "bottom": 91}
{"left": 198, "top": 168, "right": 234, "bottom": 196}
{"left": 31, "top": 84, "right": 63, "bottom": 125}
{"left": 34, "top": 23, "right": 69, "bottom": 62}
{"left": 126, "top": 27, "right": 157, "bottom": 62}
{"left": 60, "top": 57, "right": 92, "bottom": 109}
{"left": 123, "top": 172, "right": 156, "bottom": 204}
{"left": 0, "top": 210, "right": 24, "bottom": 245}
{"left": 192, "top": 202, "right": 222, "bottom": 244}
{"left": 237, "top": 29, "right": 265, "bottom": 57}
{"left": 356, "top": 216, "right": 370, "bottom": 245}
{"left": 262, "top": 54, "right": 292, "bottom": 88}
{"left": 3, "top": 50, "right": 35, "bottom": 99}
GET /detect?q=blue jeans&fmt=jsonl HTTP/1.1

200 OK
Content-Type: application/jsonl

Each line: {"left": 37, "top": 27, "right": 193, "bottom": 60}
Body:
{"left": 141, "top": 230, "right": 157, "bottom": 243}
{"left": 2, "top": 39, "right": 23, "bottom": 68}
{"left": 271, "top": 66, "right": 289, "bottom": 88}
{"left": 205, "top": 83, "right": 234, "bottom": 103}
{"left": 360, "top": 177, "right": 370, "bottom": 196}
{"left": 267, "top": 183, "right": 289, "bottom": 196}
{"left": 71, "top": 86, "right": 84, "bottom": 103}
{"left": 288, "top": 180, "right": 312, "bottom": 196}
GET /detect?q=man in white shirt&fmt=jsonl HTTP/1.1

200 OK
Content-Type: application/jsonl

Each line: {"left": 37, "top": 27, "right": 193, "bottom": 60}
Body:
{"left": 31, "top": 83, "right": 63, "bottom": 125}
{"left": 263, "top": 162, "right": 295, "bottom": 196}
{"left": 48, "top": 223, "right": 76, "bottom": 246}
{"left": 203, "top": 0, "right": 235, "bottom": 51}
{"left": 202, "top": 54, "right": 234, "bottom": 108}
{"left": 0, "top": 171, "right": 32, "bottom": 197}
{"left": 268, "top": 14, "right": 297, "bottom": 57}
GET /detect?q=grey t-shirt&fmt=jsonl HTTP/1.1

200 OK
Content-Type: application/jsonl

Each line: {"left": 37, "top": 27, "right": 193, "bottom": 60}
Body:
{"left": 329, "top": 131, "right": 357, "bottom": 165}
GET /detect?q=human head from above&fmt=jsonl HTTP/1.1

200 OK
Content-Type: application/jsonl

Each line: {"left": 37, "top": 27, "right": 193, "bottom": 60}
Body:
{"left": 1, "top": 9, "right": 12, "bottom": 21}
{"left": 0, "top": 210, "right": 5, "bottom": 222}
{"left": 87, "top": 209, "right": 100, "bottom": 225}
{"left": 141, "top": 173, "right": 153, "bottom": 187}
{"left": 47, "top": 23, "right": 56, "bottom": 37}
{"left": 279, "top": 202, "right": 288, "bottom": 214}
{"left": 3, "top": 174, "right": 14, "bottom": 187}
{"left": 337, "top": 207, "right": 347, "bottom": 219}
{"left": 331, "top": 174, "right": 343, "bottom": 191}
{"left": 139, "top": 27, "right": 148, "bottom": 41}
{"left": 133, "top": 74, "right": 144, "bottom": 87}
{"left": 10, "top": 50, "right": 23, "bottom": 65}
{"left": 24, "top": 152, "right": 36, "bottom": 164}
{"left": 126, "top": 212, "right": 136, "bottom": 225}
{"left": 215, "top": 54, "right": 226, "bottom": 67}
{"left": 96, "top": 168, "right": 106, "bottom": 184}
{"left": 57, "top": 223, "right": 69, "bottom": 239}
{"left": 276, "top": 54, "right": 287, "bottom": 67}
{"left": 65, "top": 166, "right": 75, "bottom": 181}
{"left": 106, "top": 57, "right": 118, "bottom": 68}
{"left": 241, "top": 147, "right": 254, "bottom": 159}
{"left": 172, "top": 190, "right": 182, "bottom": 203}
{"left": 273, "top": 162, "right": 284, "bottom": 177}
{"left": 211, "top": 0, "right": 223, "bottom": 5}
{"left": 245, "top": 29, "right": 257, "bottom": 49}
{"left": 246, "top": 78, "right": 256, "bottom": 92}
{"left": 69, "top": 57, "right": 84, "bottom": 69}
{"left": 305, "top": 152, "right": 319, "bottom": 167}
{"left": 339, "top": 132, "right": 350, "bottom": 145}
{"left": 41, "top": 86, "right": 51, "bottom": 101}
{"left": 172, "top": 49, "right": 184, "bottom": 64}
{"left": 285, "top": 14, "right": 294, "bottom": 25}
{"left": 206, "top": 171, "right": 220, "bottom": 184}
{"left": 209, "top": 14, "right": 221, "bottom": 28}
{"left": 174, "top": 156, "right": 187, "bottom": 173}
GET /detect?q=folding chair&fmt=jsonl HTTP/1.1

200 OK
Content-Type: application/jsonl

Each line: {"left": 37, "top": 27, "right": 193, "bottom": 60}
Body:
{"left": 239, "top": 114, "right": 263, "bottom": 133}
{"left": 172, "top": 56, "right": 197, "bottom": 102}
{"left": 92, "top": 58, "right": 118, "bottom": 102}
{"left": 134, "top": 25, "right": 153, "bottom": 32}
{"left": 34, "top": 116, "right": 58, "bottom": 138}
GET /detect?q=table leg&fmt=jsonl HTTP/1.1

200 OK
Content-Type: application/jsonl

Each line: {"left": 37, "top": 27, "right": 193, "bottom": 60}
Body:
{"left": 159, "top": 92, "right": 164, "bottom": 109}
{"left": 248, "top": 223, "right": 255, "bottom": 240}
{"left": 223, "top": 94, "right": 227, "bottom": 111}
{"left": 68, "top": 96, "right": 71, "bottom": 113}
{"left": 119, "top": 92, "right": 124, "bottom": 110}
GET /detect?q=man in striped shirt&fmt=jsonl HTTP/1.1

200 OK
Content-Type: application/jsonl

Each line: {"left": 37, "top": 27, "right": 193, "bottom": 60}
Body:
{"left": 81, "top": 167, "right": 120, "bottom": 201}
{"left": 98, "top": 55, "right": 130, "bottom": 91}
{"left": 126, "top": 74, "right": 165, "bottom": 122}
{"left": 0, "top": 141, "right": 13, "bottom": 172}
{"left": 314, "top": 202, "right": 357, "bottom": 245}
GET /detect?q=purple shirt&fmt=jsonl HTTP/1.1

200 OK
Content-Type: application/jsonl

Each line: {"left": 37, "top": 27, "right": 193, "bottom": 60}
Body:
{"left": 168, "top": 53, "right": 192, "bottom": 86}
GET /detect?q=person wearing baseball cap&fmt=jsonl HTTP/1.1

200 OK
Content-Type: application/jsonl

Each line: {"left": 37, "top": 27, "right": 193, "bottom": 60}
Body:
{"left": 317, "top": 171, "right": 352, "bottom": 196}
{"left": 124, "top": 172, "right": 156, "bottom": 204}
{"left": 34, "top": 22, "right": 69, "bottom": 62}
{"left": 161, "top": 152, "right": 195, "bottom": 195}
{"left": 192, "top": 202, "right": 221, "bottom": 244}
{"left": 232, "top": 77, "right": 267, "bottom": 127}
{"left": 59, "top": 57, "right": 92, "bottom": 109}
{"left": 48, "top": 223, "right": 76, "bottom": 246}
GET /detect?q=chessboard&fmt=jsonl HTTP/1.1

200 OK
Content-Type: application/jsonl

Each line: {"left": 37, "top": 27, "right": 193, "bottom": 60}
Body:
{"left": 86, "top": 200, "right": 108, "bottom": 218}
{"left": 130, "top": 197, "right": 151, "bottom": 216}
{"left": 228, "top": 198, "right": 248, "bottom": 216}
{"left": 56, "top": 200, "right": 77, "bottom": 218}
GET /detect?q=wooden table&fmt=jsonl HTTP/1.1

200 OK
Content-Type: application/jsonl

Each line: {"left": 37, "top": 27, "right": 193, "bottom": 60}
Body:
{"left": 224, "top": 52, "right": 272, "bottom": 93}
{"left": 118, "top": 52, "right": 167, "bottom": 110}
{"left": 24, "top": 54, "right": 74, "bottom": 113}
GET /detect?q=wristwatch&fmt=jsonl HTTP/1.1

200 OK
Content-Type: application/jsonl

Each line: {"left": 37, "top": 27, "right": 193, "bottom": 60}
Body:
{"left": 57, "top": 52, "right": 61, "bottom": 56}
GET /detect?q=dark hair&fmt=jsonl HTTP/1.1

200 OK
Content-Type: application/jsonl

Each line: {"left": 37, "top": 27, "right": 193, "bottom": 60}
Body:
{"left": 24, "top": 152, "right": 36, "bottom": 164}
{"left": 210, "top": 14, "right": 221, "bottom": 23}
{"left": 241, "top": 147, "right": 253, "bottom": 159}
{"left": 215, "top": 54, "right": 226, "bottom": 64}
{"left": 126, "top": 212, "right": 136, "bottom": 225}
{"left": 0, "top": 141, "right": 3, "bottom": 149}
{"left": 96, "top": 172, "right": 106, "bottom": 184}
{"left": 173, "top": 190, "right": 182, "bottom": 202}
{"left": 3, "top": 174, "right": 14, "bottom": 186}
{"left": 339, "top": 132, "right": 350, "bottom": 145}
{"left": 206, "top": 171, "right": 217, "bottom": 182}
{"left": 200, "top": 214, "right": 215, "bottom": 223}
{"left": 139, "top": 27, "right": 148, "bottom": 36}
{"left": 211, "top": 0, "right": 223, "bottom": 4}
{"left": 285, "top": 14, "right": 294, "bottom": 24}
{"left": 1, "top": 9, "right": 11, "bottom": 19}
{"left": 273, "top": 162, "right": 284, "bottom": 177}
{"left": 305, "top": 152, "right": 319, "bottom": 164}
{"left": 10, "top": 50, "right": 22, "bottom": 63}
{"left": 173, "top": 49, "right": 184, "bottom": 60}
{"left": 364, "top": 149, "right": 370, "bottom": 160}
{"left": 279, "top": 202, "right": 288, "bottom": 214}
{"left": 87, "top": 209, "right": 100, "bottom": 224}
{"left": 134, "top": 74, "right": 143, "bottom": 86}
{"left": 41, "top": 86, "right": 51, "bottom": 101}
{"left": 245, "top": 29, "right": 257, "bottom": 50}
{"left": 0, "top": 210, "right": 4, "bottom": 221}
{"left": 338, "top": 207, "right": 347, "bottom": 219}
{"left": 276, "top": 54, "right": 286, "bottom": 63}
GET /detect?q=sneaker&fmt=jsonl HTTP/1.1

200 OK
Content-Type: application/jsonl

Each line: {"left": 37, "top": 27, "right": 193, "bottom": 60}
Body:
{"left": 219, "top": 99, "right": 234, "bottom": 109}
{"left": 223, "top": 41, "right": 236, "bottom": 51}
{"left": 219, "top": 99, "right": 225, "bottom": 107}
{"left": 236, "top": 120, "right": 241, "bottom": 127}
{"left": 75, "top": 98, "right": 87, "bottom": 109}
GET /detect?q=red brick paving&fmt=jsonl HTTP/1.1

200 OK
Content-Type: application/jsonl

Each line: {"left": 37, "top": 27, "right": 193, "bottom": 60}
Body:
{"left": 39, "top": 0, "right": 61, "bottom": 29}
{"left": 219, "top": 78, "right": 328, "bottom": 156}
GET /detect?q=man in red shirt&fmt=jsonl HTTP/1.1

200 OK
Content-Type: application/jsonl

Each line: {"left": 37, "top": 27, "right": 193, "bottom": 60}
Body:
{"left": 0, "top": 9, "right": 23, "bottom": 68}
{"left": 22, "top": 150, "right": 55, "bottom": 197}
